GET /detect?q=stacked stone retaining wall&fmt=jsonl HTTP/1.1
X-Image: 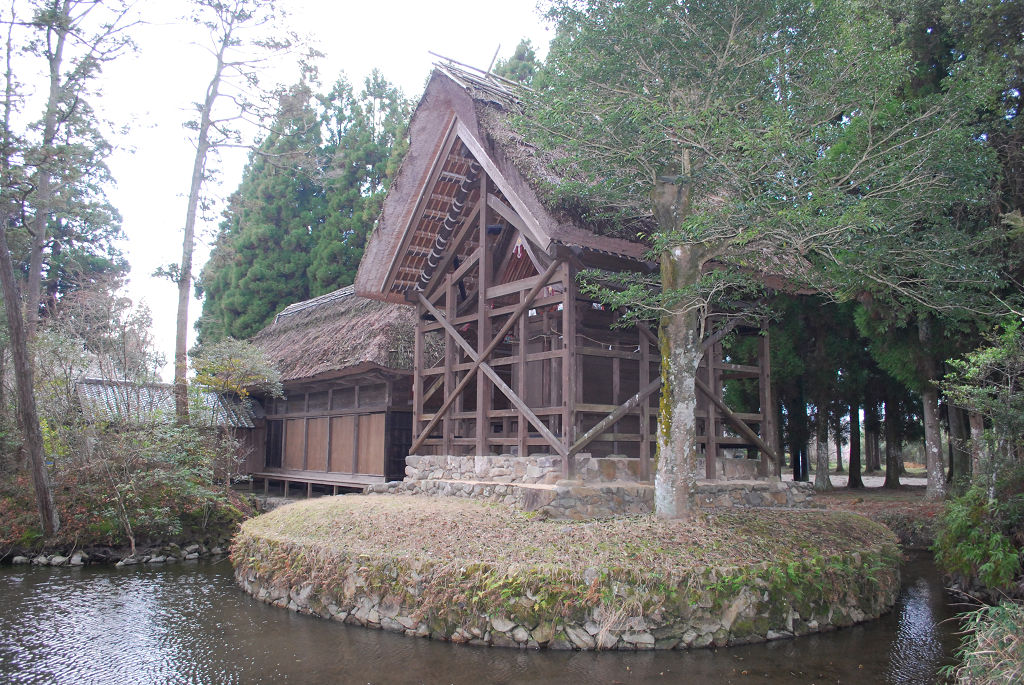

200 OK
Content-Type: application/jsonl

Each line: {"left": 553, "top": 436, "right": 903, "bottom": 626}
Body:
{"left": 369, "top": 476, "right": 816, "bottom": 519}
{"left": 235, "top": 541, "right": 900, "bottom": 651}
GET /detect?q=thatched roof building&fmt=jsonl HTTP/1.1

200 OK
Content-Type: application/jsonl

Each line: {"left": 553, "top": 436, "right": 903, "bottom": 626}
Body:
{"left": 251, "top": 285, "right": 416, "bottom": 385}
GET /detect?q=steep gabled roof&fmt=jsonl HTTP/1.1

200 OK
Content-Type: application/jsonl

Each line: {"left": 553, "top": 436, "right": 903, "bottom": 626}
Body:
{"left": 251, "top": 285, "right": 415, "bottom": 384}
{"left": 356, "top": 63, "right": 653, "bottom": 304}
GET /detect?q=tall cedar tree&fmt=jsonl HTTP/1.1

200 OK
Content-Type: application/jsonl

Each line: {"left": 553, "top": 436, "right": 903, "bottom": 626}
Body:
{"left": 529, "top": 0, "right": 1000, "bottom": 516}
{"left": 196, "top": 72, "right": 409, "bottom": 341}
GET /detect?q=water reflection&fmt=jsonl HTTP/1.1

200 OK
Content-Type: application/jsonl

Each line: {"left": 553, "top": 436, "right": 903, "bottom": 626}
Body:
{"left": 0, "top": 553, "right": 957, "bottom": 684}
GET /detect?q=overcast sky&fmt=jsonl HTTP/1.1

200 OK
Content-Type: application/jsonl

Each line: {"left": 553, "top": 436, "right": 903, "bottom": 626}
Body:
{"left": 96, "top": 0, "right": 552, "bottom": 380}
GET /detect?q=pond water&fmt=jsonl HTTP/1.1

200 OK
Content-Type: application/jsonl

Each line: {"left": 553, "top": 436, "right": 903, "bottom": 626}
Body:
{"left": 0, "top": 552, "right": 960, "bottom": 684}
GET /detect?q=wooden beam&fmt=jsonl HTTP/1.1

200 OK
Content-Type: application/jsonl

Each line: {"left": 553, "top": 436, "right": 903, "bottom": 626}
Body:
{"left": 420, "top": 293, "right": 568, "bottom": 458}
{"left": 695, "top": 376, "right": 779, "bottom": 467}
{"left": 562, "top": 263, "right": 576, "bottom": 478}
{"left": 409, "top": 259, "right": 564, "bottom": 456}
{"left": 456, "top": 123, "right": 549, "bottom": 250}
{"left": 570, "top": 378, "right": 663, "bottom": 455}
{"left": 384, "top": 117, "right": 460, "bottom": 293}
{"left": 476, "top": 172, "right": 490, "bottom": 456}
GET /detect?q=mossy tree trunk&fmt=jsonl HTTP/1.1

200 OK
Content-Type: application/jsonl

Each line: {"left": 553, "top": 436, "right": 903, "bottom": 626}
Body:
{"left": 655, "top": 244, "right": 709, "bottom": 519}
{"left": 651, "top": 176, "right": 715, "bottom": 520}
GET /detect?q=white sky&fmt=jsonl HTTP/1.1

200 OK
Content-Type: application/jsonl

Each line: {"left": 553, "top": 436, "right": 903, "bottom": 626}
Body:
{"left": 96, "top": 0, "right": 553, "bottom": 380}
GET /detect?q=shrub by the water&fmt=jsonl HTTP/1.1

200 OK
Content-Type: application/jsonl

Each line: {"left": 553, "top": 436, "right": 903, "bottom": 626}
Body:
{"left": 934, "top": 465, "right": 1024, "bottom": 594}
{"left": 947, "top": 602, "right": 1024, "bottom": 684}
{"left": 0, "top": 423, "right": 250, "bottom": 555}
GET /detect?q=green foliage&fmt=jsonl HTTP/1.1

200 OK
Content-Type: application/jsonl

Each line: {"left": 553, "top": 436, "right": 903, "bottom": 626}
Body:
{"left": 492, "top": 39, "right": 541, "bottom": 85}
{"left": 944, "top": 320, "right": 1024, "bottom": 461}
{"left": 528, "top": 0, "right": 1005, "bottom": 317}
{"left": 191, "top": 336, "right": 282, "bottom": 400}
{"left": 934, "top": 476, "right": 1024, "bottom": 591}
{"left": 0, "top": 424, "right": 244, "bottom": 551}
{"left": 945, "top": 601, "right": 1024, "bottom": 685}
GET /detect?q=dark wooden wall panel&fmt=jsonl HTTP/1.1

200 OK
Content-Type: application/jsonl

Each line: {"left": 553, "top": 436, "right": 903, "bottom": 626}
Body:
{"left": 329, "top": 416, "right": 356, "bottom": 473}
{"left": 284, "top": 419, "right": 305, "bottom": 470}
{"left": 306, "top": 418, "right": 328, "bottom": 471}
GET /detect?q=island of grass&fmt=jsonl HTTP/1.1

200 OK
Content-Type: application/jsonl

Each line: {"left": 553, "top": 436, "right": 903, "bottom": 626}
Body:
{"left": 231, "top": 495, "right": 900, "bottom": 650}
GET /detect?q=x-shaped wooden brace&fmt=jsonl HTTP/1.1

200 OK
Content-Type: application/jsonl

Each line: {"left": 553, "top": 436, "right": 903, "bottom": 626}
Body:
{"left": 409, "top": 259, "right": 566, "bottom": 457}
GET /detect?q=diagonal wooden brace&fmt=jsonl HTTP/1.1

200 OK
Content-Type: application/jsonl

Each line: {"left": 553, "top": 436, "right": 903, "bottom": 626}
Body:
{"left": 409, "top": 259, "right": 564, "bottom": 456}
{"left": 694, "top": 376, "right": 779, "bottom": 466}
{"left": 570, "top": 377, "right": 663, "bottom": 455}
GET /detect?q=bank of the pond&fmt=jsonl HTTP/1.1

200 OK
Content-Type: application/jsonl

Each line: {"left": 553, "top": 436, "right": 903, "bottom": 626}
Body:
{"left": 231, "top": 495, "right": 901, "bottom": 651}
{"left": 0, "top": 485, "right": 254, "bottom": 566}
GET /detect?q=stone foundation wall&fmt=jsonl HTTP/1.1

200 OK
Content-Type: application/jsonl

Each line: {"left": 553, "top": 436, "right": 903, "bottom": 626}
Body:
{"left": 404, "top": 454, "right": 564, "bottom": 484}
{"left": 695, "top": 480, "right": 816, "bottom": 509}
{"left": 235, "top": 543, "right": 900, "bottom": 651}
{"left": 369, "top": 478, "right": 815, "bottom": 519}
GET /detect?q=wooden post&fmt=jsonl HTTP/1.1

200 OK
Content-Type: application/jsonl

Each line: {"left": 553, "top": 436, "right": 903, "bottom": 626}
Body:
{"left": 561, "top": 263, "right": 576, "bottom": 478}
{"left": 639, "top": 324, "right": 651, "bottom": 481}
{"left": 761, "top": 323, "right": 780, "bottom": 477}
{"left": 705, "top": 344, "right": 718, "bottom": 479}
{"left": 352, "top": 410, "right": 360, "bottom": 474}
{"left": 444, "top": 274, "right": 456, "bottom": 455}
{"left": 518, "top": 288, "right": 528, "bottom": 458}
{"left": 612, "top": 354, "right": 621, "bottom": 455}
{"left": 326, "top": 389, "right": 334, "bottom": 472}
{"left": 476, "top": 172, "right": 490, "bottom": 456}
{"left": 413, "top": 309, "right": 424, "bottom": 452}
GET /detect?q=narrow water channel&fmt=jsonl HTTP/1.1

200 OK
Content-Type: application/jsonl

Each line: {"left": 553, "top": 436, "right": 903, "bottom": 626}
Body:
{"left": 0, "top": 552, "right": 959, "bottom": 684}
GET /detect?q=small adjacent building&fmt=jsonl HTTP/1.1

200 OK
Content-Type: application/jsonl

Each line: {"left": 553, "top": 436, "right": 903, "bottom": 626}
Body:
{"left": 246, "top": 285, "right": 416, "bottom": 493}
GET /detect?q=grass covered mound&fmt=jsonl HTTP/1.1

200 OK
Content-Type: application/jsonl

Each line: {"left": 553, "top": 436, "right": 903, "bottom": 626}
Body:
{"left": 232, "top": 495, "right": 901, "bottom": 650}
{"left": 237, "top": 495, "right": 893, "bottom": 575}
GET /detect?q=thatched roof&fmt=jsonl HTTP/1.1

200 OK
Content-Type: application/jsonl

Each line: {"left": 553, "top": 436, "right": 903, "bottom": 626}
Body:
{"left": 251, "top": 285, "right": 415, "bottom": 384}
{"left": 77, "top": 378, "right": 255, "bottom": 428}
{"left": 356, "top": 64, "right": 653, "bottom": 304}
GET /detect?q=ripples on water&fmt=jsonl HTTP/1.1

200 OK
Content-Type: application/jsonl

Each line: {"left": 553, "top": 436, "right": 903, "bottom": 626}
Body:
{"left": 0, "top": 553, "right": 957, "bottom": 684}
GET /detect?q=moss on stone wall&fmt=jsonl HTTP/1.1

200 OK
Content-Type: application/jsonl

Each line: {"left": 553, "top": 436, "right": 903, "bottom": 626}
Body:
{"left": 231, "top": 495, "right": 900, "bottom": 650}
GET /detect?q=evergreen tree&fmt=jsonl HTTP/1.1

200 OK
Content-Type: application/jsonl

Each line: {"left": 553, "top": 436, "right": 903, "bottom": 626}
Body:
{"left": 493, "top": 39, "right": 540, "bottom": 85}
{"left": 197, "top": 70, "right": 410, "bottom": 341}
{"left": 197, "top": 80, "right": 324, "bottom": 341}
{"left": 307, "top": 71, "right": 410, "bottom": 296}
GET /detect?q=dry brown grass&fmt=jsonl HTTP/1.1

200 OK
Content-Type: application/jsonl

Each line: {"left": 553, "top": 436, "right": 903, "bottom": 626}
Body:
{"left": 239, "top": 494, "right": 895, "bottom": 577}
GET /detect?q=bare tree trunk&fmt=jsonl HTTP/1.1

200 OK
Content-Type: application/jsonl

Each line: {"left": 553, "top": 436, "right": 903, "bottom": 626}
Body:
{"left": 175, "top": 40, "right": 228, "bottom": 423}
{"left": 833, "top": 410, "right": 844, "bottom": 473}
{"left": 0, "top": 219, "right": 59, "bottom": 535}
{"left": 947, "top": 404, "right": 969, "bottom": 490}
{"left": 813, "top": 406, "right": 833, "bottom": 491}
{"left": 883, "top": 392, "right": 901, "bottom": 489}
{"left": 848, "top": 401, "right": 864, "bottom": 488}
{"left": 968, "top": 411, "right": 985, "bottom": 479}
{"left": 918, "top": 318, "right": 945, "bottom": 501}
